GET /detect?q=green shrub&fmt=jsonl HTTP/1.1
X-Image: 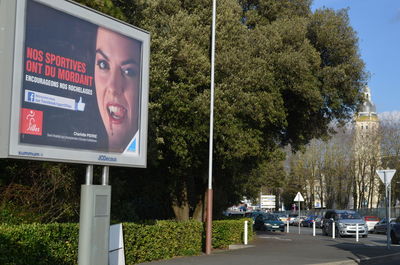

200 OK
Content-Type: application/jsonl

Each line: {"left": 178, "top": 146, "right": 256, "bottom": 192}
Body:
{"left": 0, "top": 223, "right": 78, "bottom": 265}
{"left": 212, "top": 218, "right": 253, "bottom": 248}
{"left": 123, "top": 220, "right": 203, "bottom": 264}
{"left": 0, "top": 219, "right": 252, "bottom": 264}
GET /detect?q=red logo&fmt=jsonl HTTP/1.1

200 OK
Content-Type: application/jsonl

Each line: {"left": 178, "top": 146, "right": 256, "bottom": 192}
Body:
{"left": 20, "top": 108, "right": 43, "bottom": 136}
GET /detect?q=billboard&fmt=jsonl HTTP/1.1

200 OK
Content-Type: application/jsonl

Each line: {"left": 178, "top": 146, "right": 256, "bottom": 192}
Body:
{"left": 260, "top": 195, "right": 276, "bottom": 209}
{"left": 0, "top": 0, "right": 149, "bottom": 167}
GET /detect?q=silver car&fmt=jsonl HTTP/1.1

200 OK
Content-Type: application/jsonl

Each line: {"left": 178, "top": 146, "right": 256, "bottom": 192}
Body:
{"left": 322, "top": 210, "right": 368, "bottom": 237}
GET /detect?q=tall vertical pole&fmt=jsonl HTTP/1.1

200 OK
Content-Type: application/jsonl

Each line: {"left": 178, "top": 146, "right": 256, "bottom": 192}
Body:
{"left": 85, "top": 165, "right": 93, "bottom": 185}
{"left": 102, "top": 166, "right": 109, "bottom": 185}
{"left": 385, "top": 171, "right": 390, "bottom": 249}
{"left": 389, "top": 184, "right": 391, "bottom": 221}
{"left": 205, "top": 0, "right": 217, "bottom": 255}
{"left": 298, "top": 200, "right": 301, "bottom": 234}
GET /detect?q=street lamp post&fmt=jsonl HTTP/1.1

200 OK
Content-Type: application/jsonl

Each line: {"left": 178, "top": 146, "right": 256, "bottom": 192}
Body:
{"left": 205, "top": 0, "right": 217, "bottom": 255}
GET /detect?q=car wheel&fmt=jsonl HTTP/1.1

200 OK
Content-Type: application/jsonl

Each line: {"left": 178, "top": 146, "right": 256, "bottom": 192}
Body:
{"left": 322, "top": 227, "right": 328, "bottom": 236}
{"left": 280, "top": 229, "right": 284, "bottom": 232}
{"left": 391, "top": 231, "right": 399, "bottom": 244}
{"left": 362, "top": 235, "right": 368, "bottom": 238}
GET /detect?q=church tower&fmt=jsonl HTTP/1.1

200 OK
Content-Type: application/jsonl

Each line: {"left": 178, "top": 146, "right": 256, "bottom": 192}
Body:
{"left": 352, "top": 86, "right": 381, "bottom": 208}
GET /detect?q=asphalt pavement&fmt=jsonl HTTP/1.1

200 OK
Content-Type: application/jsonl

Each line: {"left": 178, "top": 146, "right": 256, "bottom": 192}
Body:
{"left": 137, "top": 226, "right": 400, "bottom": 265}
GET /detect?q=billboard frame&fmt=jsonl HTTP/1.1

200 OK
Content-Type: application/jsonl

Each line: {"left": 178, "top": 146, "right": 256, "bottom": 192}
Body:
{"left": 0, "top": 0, "right": 150, "bottom": 168}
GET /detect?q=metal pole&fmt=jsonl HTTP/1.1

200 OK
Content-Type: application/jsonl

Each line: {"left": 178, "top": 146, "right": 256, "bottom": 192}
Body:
{"left": 385, "top": 171, "right": 390, "bottom": 249}
{"left": 298, "top": 201, "right": 301, "bottom": 234}
{"left": 86, "top": 165, "right": 93, "bottom": 185}
{"left": 244, "top": 221, "right": 248, "bottom": 245}
{"left": 389, "top": 184, "right": 391, "bottom": 221}
{"left": 102, "top": 166, "right": 109, "bottom": 185}
{"left": 205, "top": 0, "right": 216, "bottom": 255}
{"left": 332, "top": 222, "right": 335, "bottom": 239}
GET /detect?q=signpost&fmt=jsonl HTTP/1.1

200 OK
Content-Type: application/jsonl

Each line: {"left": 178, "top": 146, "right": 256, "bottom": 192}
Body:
{"left": 294, "top": 192, "right": 304, "bottom": 234}
{"left": 376, "top": 169, "right": 396, "bottom": 249}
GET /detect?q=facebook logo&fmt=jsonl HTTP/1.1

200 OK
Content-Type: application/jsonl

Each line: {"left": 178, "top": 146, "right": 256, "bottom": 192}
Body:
{"left": 27, "top": 92, "right": 35, "bottom": 102}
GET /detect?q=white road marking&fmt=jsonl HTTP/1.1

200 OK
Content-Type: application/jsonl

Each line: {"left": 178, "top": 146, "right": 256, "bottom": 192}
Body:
{"left": 258, "top": 236, "right": 292, "bottom": 241}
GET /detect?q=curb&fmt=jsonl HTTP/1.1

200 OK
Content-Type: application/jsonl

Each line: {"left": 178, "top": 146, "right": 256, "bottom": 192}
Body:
{"left": 228, "top": 244, "right": 255, "bottom": 250}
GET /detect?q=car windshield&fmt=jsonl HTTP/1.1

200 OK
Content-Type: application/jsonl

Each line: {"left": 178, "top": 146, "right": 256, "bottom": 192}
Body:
{"left": 265, "top": 215, "right": 279, "bottom": 221}
{"left": 337, "top": 212, "right": 361, "bottom": 220}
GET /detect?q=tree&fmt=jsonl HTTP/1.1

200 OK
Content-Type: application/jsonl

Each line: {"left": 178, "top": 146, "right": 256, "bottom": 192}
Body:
{"left": 1, "top": 0, "right": 366, "bottom": 221}
{"left": 106, "top": 0, "right": 367, "bottom": 220}
{"left": 0, "top": 160, "right": 82, "bottom": 223}
{"left": 285, "top": 124, "right": 355, "bottom": 210}
{"left": 379, "top": 113, "right": 400, "bottom": 207}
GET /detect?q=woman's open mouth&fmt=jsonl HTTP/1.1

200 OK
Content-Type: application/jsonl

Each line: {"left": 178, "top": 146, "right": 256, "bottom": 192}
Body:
{"left": 106, "top": 103, "right": 127, "bottom": 124}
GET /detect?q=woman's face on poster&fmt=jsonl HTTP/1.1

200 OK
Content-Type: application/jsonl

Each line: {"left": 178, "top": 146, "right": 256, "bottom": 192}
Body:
{"left": 95, "top": 27, "right": 141, "bottom": 151}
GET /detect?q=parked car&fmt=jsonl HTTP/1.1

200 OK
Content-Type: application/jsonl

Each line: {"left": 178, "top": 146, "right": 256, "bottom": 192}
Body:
{"left": 245, "top": 211, "right": 267, "bottom": 224}
{"left": 301, "top": 215, "right": 318, "bottom": 227}
{"left": 288, "top": 214, "right": 298, "bottom": 225}
{"left": 273, "top": 213, "right": 289, "bottom": 223}
{"left": 314, "top": 215, "right": 323, "bottom": 228}
{"left": 390, "top": 216, "right": 400, "bottom": 244}
{"left": 292, "top": 216, "right": 307, "bottom": 226}
{"left": 322, "top": 210, "right": 368, "bottom": 238}
{"left": 254, "top": 214, "right": 285, "bottom": 232}
{"left": 226, "top": 212, "right": 245, "bottom": 218}
{"left": 364, "top": 216, "right": 380, "bottom": 232}
{"left": 373, "top": 218, "right": 396, "bottom": 234}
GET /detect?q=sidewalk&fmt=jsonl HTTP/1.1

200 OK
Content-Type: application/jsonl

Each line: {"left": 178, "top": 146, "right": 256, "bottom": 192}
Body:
{"left": 137, "top": 229, "right": 400, "bottom": 265}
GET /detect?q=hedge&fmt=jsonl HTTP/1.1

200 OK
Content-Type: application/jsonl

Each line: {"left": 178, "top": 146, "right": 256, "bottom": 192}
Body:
{"left": 0, "top": 219, "right": 252, "bottom": 265}
{"left": 0, "top": 223, "right": 78, "bottom": 265}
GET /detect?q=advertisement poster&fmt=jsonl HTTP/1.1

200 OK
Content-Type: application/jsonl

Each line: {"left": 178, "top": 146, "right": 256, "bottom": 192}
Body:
{"left": 20, "top": 0, "right": 142, "bottom": 155}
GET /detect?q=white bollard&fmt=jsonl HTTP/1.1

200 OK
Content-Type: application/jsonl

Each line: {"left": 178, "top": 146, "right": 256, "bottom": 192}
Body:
{"left": 244, "top": 220, "right": 248, "bottom": 245}
{"left": 356, "top": 223, "right": 359, "bottom": 242}
{"left": 313, "top": 221, "right": 316, "bottom": 237}
{"left": 332, "top": 222, "right": 335, "bottom": 239}
{"left": 287, "top": 220, "right": 289, "bottom": 233}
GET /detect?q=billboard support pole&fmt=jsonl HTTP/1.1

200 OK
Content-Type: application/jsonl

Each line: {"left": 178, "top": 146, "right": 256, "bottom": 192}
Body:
{"left": 78, "top": 165, "right": 111, "bottom": 265}
{"left": 102, "top": 166, "right": 109, "bottom": 185}
{"left": 205, "top": 0, "right": 217, "bottom": 255}
{"left": 86, "top": 165, "right": 93, "bottom": 185}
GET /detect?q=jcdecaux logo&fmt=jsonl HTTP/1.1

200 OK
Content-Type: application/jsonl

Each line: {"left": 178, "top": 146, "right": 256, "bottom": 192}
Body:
{"left": 98, "top": 155, "right": 117, "bottom": 162}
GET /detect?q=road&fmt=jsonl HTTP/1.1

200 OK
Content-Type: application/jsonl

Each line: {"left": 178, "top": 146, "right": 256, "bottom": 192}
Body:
{"left": 138, "top": 226, "right": 400, "bottom": 265}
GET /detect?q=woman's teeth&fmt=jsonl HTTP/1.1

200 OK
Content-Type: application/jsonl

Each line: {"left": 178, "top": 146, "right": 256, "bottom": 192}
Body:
{"left": 107, "top": 105, "right": 126, "bottom": 119}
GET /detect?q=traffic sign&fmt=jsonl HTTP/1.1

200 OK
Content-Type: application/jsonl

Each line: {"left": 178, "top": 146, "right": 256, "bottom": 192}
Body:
{"left": 376, "top": 170, "right": 396, "bottom": 187}
{"left": 293, "top": 192, "right": 304, "bottom": 202}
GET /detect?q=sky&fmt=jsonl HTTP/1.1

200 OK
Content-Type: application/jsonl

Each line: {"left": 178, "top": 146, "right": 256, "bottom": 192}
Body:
{"left": 311, "top": 0, "right": 400, "bottom": 113}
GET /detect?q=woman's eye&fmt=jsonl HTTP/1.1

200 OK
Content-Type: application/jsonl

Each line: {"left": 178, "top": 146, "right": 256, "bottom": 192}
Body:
{"left": 97, "top": 59, "right": 109, "bottom": 70}
{"left": 122, "top": 67, "right": 137, "bottom": 77}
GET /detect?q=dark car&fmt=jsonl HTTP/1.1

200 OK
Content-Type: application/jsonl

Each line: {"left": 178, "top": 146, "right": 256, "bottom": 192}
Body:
{"left": 301, "top": 215, "right": 318, "bottom": 227}
{"left": 254, "top": 214, "right": 285, "bottom": 232}
{"left": 245, "top": 211, "right": 267, "bottom": 224}
{"left": 373, "top": 218, "right": 395, "bottom": 234}
{"left": 390, "top": 216, "right": 400, "bottom": 244}
{"left": 314, "top": 215, "right": 323, "bottom": 228}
